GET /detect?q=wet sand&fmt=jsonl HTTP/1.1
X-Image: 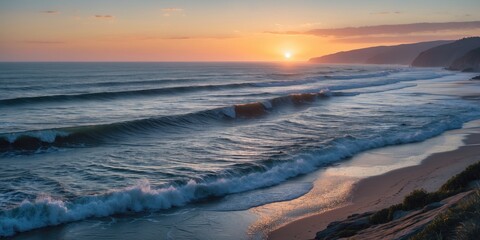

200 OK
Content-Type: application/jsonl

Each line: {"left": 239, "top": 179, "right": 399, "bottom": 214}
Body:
{"left": 268, "top": 128, "right": 480, "bottom": 240}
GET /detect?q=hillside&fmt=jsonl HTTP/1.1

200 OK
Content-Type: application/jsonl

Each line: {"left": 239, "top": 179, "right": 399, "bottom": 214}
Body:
{"left": 448, "top": 47, "right": 480, "bottom": 72}
{"left": 411, "top": 37, "right": 480, "bottom": 67}
{"left": 309, "top": 40, "right": 452, "bottom": 65}
{"left": 315, "top": 161, "right": 480, "bottom": 240}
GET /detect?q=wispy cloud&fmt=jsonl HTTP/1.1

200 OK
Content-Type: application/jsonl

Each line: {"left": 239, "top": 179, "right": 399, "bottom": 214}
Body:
{"left": 161, "top": 8, "right": 184, "bottom": 17}
{"left": 22, "top": 40, "right": 66, "bottom": 44}
{"left": 266, "top": 21, "right": 480, "bottom": 37}
{"left": 370, "top": 11, "right": 389, "bottom": 15}
{"left": 370, "top": 11, "right": 402, "bottom": 15}
{"left": 161, "top": 8, "right": 183, "bottom": 13}
{"left": 305, "top": 21, "right": 480, "bottom": 37}
{"left": 41, "top": 10, "right": 59, "bottom": 14}
{"left": 137, "top": 34, "right": 238, "bottom": 40}
{"left": 273, "top": 22, "right": 323, "bottom": 32}
{"left": 264, "top": 21, "right": 480, "bottom": 43}
{"left": 94, "top": 15, "right": 115, "bottom": 19}
{"left": 160, "top": 35, "right": 236, "bottom": 40}
{"left": 97, "top": 34, "right": 239, "bottom": 42}
{"left": 333, "top": 34, "right": 471, "bottom": 43}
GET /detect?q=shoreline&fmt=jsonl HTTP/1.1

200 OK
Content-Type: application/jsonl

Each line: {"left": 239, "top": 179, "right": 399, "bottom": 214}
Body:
{"left": 268, "top": 124, "right": 480, "bottom": 240}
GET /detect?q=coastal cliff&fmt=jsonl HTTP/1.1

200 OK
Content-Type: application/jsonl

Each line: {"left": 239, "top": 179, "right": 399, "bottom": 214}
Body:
{"left": 411, "top": 37, "right": 480, "bottom": 67}
{"left": 309, "top": 41, "right": 451, "bottom": 65}
{"left": 309, "top": 37, "right": 480, "bottom": 71}
{"left": 448, "top": 47, "right": 480, "bottom": 72}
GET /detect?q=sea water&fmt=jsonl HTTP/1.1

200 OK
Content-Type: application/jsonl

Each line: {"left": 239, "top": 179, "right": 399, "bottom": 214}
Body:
{"left": 1, "top": 62, "right": 479, "bottom": 238}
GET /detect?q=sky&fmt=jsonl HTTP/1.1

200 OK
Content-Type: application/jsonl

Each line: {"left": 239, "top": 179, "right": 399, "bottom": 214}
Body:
{"left": 1, "top": 0, "right": 480, "bottom": 61}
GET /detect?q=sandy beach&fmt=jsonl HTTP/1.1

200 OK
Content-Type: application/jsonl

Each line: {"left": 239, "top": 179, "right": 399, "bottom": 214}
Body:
{"left": 269, "top": 123, "right": 480, "bottom": 240}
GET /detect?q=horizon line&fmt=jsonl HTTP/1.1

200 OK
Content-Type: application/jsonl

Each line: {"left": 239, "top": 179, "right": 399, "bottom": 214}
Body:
{"left": 0, "top": 60, "right": 309, "bottom": 63}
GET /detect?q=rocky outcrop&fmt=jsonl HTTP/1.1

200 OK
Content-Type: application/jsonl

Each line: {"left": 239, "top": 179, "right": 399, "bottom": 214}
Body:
{"left": 309, "top": 40, "right": 452, "bottom": 65}
{"left": 315, "top": 191, "right": 473, "bottom": 240}
{"left": 448, "top": 47, "right": 480, "bottom": 72}
{"left": 411, "top": 37, "right": 480, "bottom": 67}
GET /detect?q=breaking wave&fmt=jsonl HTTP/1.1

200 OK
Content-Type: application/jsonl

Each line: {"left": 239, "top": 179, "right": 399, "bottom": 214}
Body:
{"left": 0, "top": 90, "right": 333, "bottom": 153}
{"left": 0, "top": 115, "right": 473, "bottom": 237}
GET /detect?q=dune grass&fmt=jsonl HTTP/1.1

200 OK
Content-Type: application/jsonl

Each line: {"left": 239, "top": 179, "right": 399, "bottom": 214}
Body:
{"left": 315, "top": 161, "right": 480, "bottom": 239}
{"left": 409, "top": 190, "right": 480, "bottom": 240}
{"left": 369, "top": 161, "right": 480, "bottom": 225}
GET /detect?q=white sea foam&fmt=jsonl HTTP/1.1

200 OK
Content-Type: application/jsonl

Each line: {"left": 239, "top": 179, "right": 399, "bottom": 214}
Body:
{"left": 261, "top": 100, "right": 272, "bottom": 109}
{"left": 251, "top": 70, "right": 399, "bottom": 88}
{"left": 1, "top": 114, "right": 476, "bottom": 237}
{"left": 3, "top": 130, "right": 69, "bottom": 143}
{"left": 220, "top": 106, "right": 236, "bottom": 118}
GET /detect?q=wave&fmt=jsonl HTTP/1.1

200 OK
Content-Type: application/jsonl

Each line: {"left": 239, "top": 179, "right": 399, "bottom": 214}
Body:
{"left": 0, "top": 70, "right": 406, "bottom": 107}
{"left": 0, "top": 82, "right": 252, "bottom": 106}
{"left": 327, "top": 72, "right": 449, "bottom": 91}
{"left": 0, "top": 115, "right": 475, "bottom": 237}
{"left": 345, "top": 83, "right": 418, "bottom": 95}
{"left": 0, "top": 90, "right": 333, "bottom": 154}
{"left": 324, "top": 70, "right": 399, "bottom": 80}
{"left": 1, "top": 77, "right": 206, "bottom": 92}
{"left": 251, "top": 70, "right": 399, "bottom": 88}
{"left": 0, "top": 78, "right": 333, "bottom": 106}
{"left": 0, "top": 71, "right": 454, "bottom": 153}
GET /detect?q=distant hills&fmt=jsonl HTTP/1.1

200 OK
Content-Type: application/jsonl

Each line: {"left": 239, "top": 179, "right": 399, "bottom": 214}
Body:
{"left": 448, "top": 47, "right": 480, "bottom": 72}
{"left": 309, "top": 37, "right": 480, "bottom": 72}
{"left": 411, "top": 37, "right": 480, "bottom": 67}
{"left": 310, "top": 40, "right": 452, "bottom": 65}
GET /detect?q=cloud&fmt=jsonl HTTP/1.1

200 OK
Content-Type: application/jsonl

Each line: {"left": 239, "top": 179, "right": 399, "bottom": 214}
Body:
{"left": 41, "top": 10, "right": 59, "bottom": 14}
{"left": 22, "top": 40, "right": 65, "bottom": 44}
{"left": 161, "top": 8, "right": 183, "bottom": 13}
{"left": 264, "top": 21, "right": 480, "bottom": 43}
{"left": 94, "top": 15, "right": 114, "bottom": 19}
{"left": 304, "top": 21, "right": 480, "bottom": 37}
{"left": 141, "top": 35, "right": 237, "bottom": 40}
{"left": 333, "top": 34, "right": 474, "bottom": 43}
{"left": 161, "top": 36, "right": 191, "bottom": 40}
{"left": 266, "top": 21, "right": 480, "bottom": 39}
{"left": 97, "top": 34, "right": 239, "bottom": 42}
{"left": 161, "top": 8, "right": 184, "bottom": 17}
{"left": 370, "top": 11, "right": 402, "bottom": 15}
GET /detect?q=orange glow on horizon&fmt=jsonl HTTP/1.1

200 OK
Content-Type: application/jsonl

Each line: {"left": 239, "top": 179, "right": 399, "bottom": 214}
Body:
{"left": 1, "top": 1, "right": 479, "bottom": 62}
{"left": 4, "top": 31, "right": 470, "bottom": 62}
{"left": 2, "top": 33, "right": 355, "bottom": 62}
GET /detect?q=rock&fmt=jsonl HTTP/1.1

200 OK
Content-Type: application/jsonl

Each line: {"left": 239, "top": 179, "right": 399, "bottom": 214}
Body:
{"left": 423, "top": 202, "right": 443, "bottom": 211}
{"left": 315, "top": 214, "right": 372, "bottom": 239}
{"left": 392, "top": 210, "right": 410, "bottom": 220}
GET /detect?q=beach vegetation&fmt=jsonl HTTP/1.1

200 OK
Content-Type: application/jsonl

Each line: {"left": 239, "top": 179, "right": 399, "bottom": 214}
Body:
{"left": 369, "top": 161, "right": 480, "bottom": 225}
{"left": 409, "top": 190, "right": 480, "bottom": 240}
{"left": 439, "top": 161, "right": 480, "bottom": 193}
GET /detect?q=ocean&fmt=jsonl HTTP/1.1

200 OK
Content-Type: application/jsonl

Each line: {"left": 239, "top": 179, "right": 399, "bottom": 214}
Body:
{"left": 1, "top": 62, "right": 479, "bottom": 239}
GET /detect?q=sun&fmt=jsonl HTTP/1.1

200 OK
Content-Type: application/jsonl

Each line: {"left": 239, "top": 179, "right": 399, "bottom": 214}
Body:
{"left": 284, "top": 52, "right": 292, "bottom": 59}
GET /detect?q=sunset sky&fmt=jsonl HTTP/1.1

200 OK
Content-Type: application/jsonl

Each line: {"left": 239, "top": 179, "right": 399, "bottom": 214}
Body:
{"left": 1, "top": 0, "right": 480, "bottom": 61}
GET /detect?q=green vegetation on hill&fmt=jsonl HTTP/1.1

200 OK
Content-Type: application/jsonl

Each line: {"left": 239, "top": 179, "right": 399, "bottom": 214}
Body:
{"left": 315, "top": 161, "right": 480, "bottom": 239}
{"left": 370, "top": 161, "right": 480, "bottom": 224}
{"left": 410, "top": 190, "right": 480, "bottom": 240}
